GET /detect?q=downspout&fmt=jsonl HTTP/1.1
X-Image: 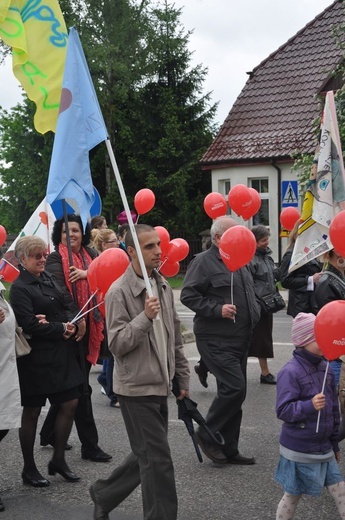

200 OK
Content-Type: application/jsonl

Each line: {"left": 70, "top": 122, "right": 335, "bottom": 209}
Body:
{"left": 271, "top": 161, "right": 282, "bottom": 264}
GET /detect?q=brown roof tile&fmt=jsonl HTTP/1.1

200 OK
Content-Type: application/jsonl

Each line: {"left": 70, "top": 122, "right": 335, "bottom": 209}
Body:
{"left": 202, "top": 0, "right": 345, "bottom": 165}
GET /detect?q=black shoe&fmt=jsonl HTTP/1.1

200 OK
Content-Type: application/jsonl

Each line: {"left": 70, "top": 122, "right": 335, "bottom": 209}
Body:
{"left": 0, "top": 496, "right": 4, "bottom": 512}
{"left": 81, "top": 448, "right": 112, "bottom": 462}
{"left": 194, "top": 432, "right": 227, "bottom": 463}
{"left": 227, "top": 453, "right": 256, "bottom": 465}
{"left": 194, "top": 364, "right": 208, "bottom": 388}
{"left": 22, "top": 471, "right": 50, "bottom": 487}
{"left": 89, "top": 485, "right": 110, "bottom": 520}
{"left": 260, "top": 373, "right": 276, "bottom": 385}
{"left": 48, "top": 461, "right": 80, "bottom": 482}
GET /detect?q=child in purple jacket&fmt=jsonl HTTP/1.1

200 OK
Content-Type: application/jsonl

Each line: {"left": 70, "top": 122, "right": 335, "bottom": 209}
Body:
{"left": 275, "top": 312, "right": 345, "bottom": 519}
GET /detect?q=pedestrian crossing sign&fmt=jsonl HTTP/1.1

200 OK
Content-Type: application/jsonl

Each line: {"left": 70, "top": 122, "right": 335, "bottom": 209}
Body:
{"left": 282, "top": 180, "right": 298, "bottom": 207}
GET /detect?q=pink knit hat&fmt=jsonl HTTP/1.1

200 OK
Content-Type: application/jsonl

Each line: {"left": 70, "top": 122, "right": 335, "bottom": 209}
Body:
{"left": 291, "top": 312, "right": 316, "bottom": 347}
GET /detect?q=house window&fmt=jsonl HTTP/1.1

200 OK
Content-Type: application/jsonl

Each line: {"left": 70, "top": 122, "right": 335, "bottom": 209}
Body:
{"left": 224, "top": 180, "right": 231, "bottom": 196}
{"left": 250, "top": 178, "right": 269, "bottom": 226}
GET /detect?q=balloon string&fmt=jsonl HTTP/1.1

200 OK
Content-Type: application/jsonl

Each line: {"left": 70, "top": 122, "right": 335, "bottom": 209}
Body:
{"left": 72, "top": 288, "right": 98, "bottom": 322}
{"left": 136, "top": 215, "right": 140, "bottom": 224}
{"left": 231, "top": 271, "right": 236, "bottom": 323}
{"left": 157, "top": 258, "right": 167, "bottom": 272}
{"left": 71, "top": 301, "right": 104, "bottom": 324}
{"left": 316, "top": 360, "right": 329, "bottom": 433}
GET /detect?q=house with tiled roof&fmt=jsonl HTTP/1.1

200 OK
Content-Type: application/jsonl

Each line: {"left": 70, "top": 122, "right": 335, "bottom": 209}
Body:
{"left": 202, "top": 0, "right": 344, "bottom": 262}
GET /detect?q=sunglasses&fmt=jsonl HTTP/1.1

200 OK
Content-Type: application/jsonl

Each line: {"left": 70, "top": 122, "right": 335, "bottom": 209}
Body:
{"left": 29, "top": 252, "right": 48, "bottom": 260}
{"left": 106, "top": 239, "right": 119, "bottom": 244}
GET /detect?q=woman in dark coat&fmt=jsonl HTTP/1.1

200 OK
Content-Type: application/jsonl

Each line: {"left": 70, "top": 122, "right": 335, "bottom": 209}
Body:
{"left": 279, "top": 220, "right": 322, "bottom": 317}
{"left": 248, "top": 225, "right": 279, "bottom": 385}
{"left": 10, "top": 236, "right": 83, "bottom": 486}
{"left": 39, "top": 214, "right": 111, "bottom": 463}
{"left": 315, "top": 248, "right": 345, "bottom": 441}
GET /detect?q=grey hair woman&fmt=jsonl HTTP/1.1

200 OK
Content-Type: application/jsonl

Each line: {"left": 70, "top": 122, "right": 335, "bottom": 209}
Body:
{"left": 10, "top": 236, "right": 83, "bottom": 486}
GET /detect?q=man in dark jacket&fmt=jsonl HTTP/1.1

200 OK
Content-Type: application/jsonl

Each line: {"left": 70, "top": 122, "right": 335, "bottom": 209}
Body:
{"left": 181, "top": 216, "right": 261, "bottom": 465}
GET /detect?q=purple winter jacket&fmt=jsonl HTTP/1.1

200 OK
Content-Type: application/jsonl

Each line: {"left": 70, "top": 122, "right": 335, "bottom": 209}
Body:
{"left": 276, "top": 348, "right": 340, "bottom": 454}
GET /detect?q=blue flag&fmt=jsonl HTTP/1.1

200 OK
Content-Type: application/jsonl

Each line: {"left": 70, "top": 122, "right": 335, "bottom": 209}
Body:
{"left": 46, "top": 27, "right": 108, "bottom": 229}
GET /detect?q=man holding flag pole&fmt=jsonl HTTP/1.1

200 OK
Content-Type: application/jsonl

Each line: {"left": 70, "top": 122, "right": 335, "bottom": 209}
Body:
{"left": 3, "top": 8, "right": 190, "bottom": 514}
{"left": 45, "top": 26, "right": 190, "bottom": 520}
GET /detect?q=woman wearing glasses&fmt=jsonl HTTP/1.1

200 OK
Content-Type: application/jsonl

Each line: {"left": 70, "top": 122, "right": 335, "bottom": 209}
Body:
{"left": 90, "top": 227, "right": 119, "bottom": 253}
{"left": 9, "top": 236, "right": 83, "bottom": 486}
{"left": 90, "top": 227, "right": 121, "bottom": 408}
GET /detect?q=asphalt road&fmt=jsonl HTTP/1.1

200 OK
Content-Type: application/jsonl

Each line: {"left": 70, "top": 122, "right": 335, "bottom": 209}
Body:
{"left": 0, "top": 293, "right": 343, "bottom": 519}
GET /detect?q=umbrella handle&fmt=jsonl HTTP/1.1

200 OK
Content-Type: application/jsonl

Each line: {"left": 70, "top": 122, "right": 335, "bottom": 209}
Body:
{"left": 201, "top": 424, "right": 225, "bottom": 446}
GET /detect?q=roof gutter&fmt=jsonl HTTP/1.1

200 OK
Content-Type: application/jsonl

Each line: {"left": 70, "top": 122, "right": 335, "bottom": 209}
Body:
{"left": 271, "top": 161, "right": 282, "bottom": 263}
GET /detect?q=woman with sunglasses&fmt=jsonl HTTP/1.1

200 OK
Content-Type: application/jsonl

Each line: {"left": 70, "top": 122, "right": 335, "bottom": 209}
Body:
{"left": 9, "top": 236, "right": 83, "bottom": 486}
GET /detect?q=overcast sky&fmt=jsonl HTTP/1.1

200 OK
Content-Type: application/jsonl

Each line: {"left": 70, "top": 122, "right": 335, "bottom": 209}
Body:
{"left": 0, "top": 0, "right": 334, "bottom": 125}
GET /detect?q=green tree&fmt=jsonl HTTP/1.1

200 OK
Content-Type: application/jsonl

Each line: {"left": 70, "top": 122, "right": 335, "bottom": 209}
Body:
{"left": 116, "top": 1, "right": 218, "bottom": 235}
{"left": 0, "top": 0, "right": 217, "bottom": 236}
{"left": 0, "top": 99, "right": 53, "bottom": 232}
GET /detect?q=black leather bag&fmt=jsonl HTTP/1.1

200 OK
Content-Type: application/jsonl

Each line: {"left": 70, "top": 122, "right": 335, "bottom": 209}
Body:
{"left": 260, "top": 291, "right": 286, "bottom": 313}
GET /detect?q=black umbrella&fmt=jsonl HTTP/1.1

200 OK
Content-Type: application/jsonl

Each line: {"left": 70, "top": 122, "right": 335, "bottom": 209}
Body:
{"left": 172, "top": 377, "right": 224, "bottom": 462}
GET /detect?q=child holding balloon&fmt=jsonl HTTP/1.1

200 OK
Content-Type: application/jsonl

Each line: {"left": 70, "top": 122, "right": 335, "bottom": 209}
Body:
{"left": 275, "top": 312, "right": 345, "bottom": 519}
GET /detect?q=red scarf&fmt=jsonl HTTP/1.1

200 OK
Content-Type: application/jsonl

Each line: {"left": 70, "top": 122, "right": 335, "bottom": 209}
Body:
{"left": 58, "top": 243, "right": 103, "bottom": 365}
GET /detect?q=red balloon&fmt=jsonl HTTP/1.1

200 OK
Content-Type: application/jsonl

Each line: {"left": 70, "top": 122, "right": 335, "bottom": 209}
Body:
{"left": 0, "top": 259, "right": 19, "bottom": 282}
{"left": 159, "top": 260, "right": 180, "bottom": 277}
{"left": 87, "top": 257, "right": 99, "bottom": 294}
{"left": 241, "top": 188, "right": 262, "bottom": 220}
{"left": 154, "top": 226, "right": 170, "bottom": 257}
{"left": 315, "top": 300, "right": 345, "bottom": 360}
{"left": 165, "top": 238, "right": 189, "bottom": 263}
{"left": 219, "top": 226, "right": 256, "bottom": 271}
{"left": 89, "top": 248, "right": 130, "bottom": 296}
{"left": 0, "top": 225, "right": 7, "bottom": 247}
{"left": 134, "top": 188, "right": 155, "bottom": 215}
{"left": 203, "top": 192, "right": 227, "bottom": 219}
{"left": 330, "top": 211, "right": 345, "bottom": 257}
{"left": 228, "top": 185, "right": 251, "bottom": 217}
{"left": 97, "top": 291, "right": 105, "bottom": 318}
{"left": 280, "top": 207, "right": 300, "bottom": 231}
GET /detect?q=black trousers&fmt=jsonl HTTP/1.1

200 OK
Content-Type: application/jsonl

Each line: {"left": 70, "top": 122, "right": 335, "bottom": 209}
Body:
{"left": 91, "top": 397, "right": 177, "bottom": 520}
{"left": 196, "top": 335, "right": 249, "bottom": 458}
{"left": 0, "top": 430, "right": 9, "bottom": 443}
{"left": 40, "top": 359, "right": 99, "bottom": 453}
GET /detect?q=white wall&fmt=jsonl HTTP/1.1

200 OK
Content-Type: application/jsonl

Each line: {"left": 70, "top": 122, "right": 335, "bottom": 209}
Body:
{"left": 211, "top": 162, "right": 300, "bottom": 263}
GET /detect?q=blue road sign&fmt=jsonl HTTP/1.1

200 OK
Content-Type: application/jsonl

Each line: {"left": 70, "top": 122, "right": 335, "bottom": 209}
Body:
{"left": 282, "top": 180, "right": 298, "bottom": 207}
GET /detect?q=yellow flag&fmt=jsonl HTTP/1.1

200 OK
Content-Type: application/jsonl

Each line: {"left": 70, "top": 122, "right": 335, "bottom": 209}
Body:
{"left": 0, "top": 0, "right": 67, "bottom": 133}
{"left": 0, "top": 1, "right": 11, "bottom": 22}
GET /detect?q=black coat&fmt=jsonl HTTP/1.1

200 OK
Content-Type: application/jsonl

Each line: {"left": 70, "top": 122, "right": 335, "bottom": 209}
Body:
{"left": 248, "top": 247, "right": 277, "bottom": 300}
{"left": 9, "top": 268, "right": 83, "bottom": 396}
{"left": 279, "top": 247, "right": 321, "bottom": 317}
{"left": 314, "top": 264, "right": 345, "bottom": 310}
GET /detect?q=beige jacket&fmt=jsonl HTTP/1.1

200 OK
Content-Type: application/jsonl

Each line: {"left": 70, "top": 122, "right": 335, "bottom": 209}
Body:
{"left": 105, "top": 265, "right": 190, "bottom": 397}
{"left": 0, "top": 294, "right": 21, "bottom": 429}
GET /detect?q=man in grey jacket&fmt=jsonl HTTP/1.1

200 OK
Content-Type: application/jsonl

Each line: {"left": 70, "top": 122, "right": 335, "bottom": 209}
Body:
{"left": 90, "top": 224, "right": 190, "bottom": 520}
{"left": 181, "top": 216, "right": 260, "bottom": 465}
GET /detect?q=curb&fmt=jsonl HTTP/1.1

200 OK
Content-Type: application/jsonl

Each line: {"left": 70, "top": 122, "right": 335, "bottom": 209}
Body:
{"left": 182, "top": 330, "right": 195, "bottom": 344}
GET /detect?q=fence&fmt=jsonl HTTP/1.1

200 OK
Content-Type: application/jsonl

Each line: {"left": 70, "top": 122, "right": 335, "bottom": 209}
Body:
{"left": 169, "top": 234, "right": 205, "bottom": 272}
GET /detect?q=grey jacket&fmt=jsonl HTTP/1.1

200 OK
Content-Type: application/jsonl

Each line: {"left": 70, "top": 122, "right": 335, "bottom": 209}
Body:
{"left": 105, "top": 264, "right": 190, "bottom": 397}
{"left": 181, "top": 244, "right": 261, "bottom": 337}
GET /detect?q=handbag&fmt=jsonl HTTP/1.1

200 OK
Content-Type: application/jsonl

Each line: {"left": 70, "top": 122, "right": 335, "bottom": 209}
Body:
{"left": 15, "top": 325, "right": 32, "bottom": 357}
{"left": 260, "top": 291, "right": 286, "bottom": 313}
